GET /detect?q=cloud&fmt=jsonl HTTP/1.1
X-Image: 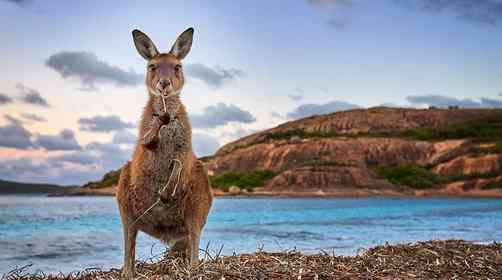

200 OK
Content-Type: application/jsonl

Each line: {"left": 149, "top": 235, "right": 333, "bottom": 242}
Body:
{"left": 379, "top": 102, "right": 408, "bottom": 108}
{"left": 0, "top": 116, "right": 34, "bottom": 149}
{"left": 79, "top": 115, "right": 135, "bottom": 132}
{"left": 16, "top": 83, "right": 50, "bottom": 107}
{"left": 288, "top": 88, "right": 304, "bottom": 101}
{"left": 190, "top": 103, "right": 256, "bottom": 128}
{"left": 46, "top": 51, "right": 143, "bottom": 90}
{"left": 0, "top": 156, "right": 102, "bottom": 185}
{"left": 1, "top": 0, "right": 26, "bottom": 4}
{"left": 3, "top": 114, "right": 23, "bottom": 126}
{"left": 288, "top": 94, "right": 303, "bottom": 101}
{"left": 192, "top": 133, "right": 221, "bottom": 157}
{"left": 35, "top": 129, "right": 81, "bottom": 151}
{"left": 112, "top": 130, "right": 137, "bottom": 144}
{"left": 0, "top": 158, "right": 55, "bottom": 184}
{"left": 221, "top": 127, "right": 258, "bottom": 141}
{"left": 307, "top": 0, "right": 354, "bottom": 30}
{"left": 44, "top": 141, "right": 132, "bottom": 184}
{"left": 406, "top": 94, "right": 502, "bottom": 108}
{"left": 0, "top": 120, "right": 133, "bottom": 184}
{"left": 84, "top": 141, "right": 132, "bottom": 171}
{"left": 287, "top": 100, "right": 360, "bottom": 119}
{"left": 307, "top": 1, "right": 502, "bottom": 28}
{"left": 327, "top": 17, "right": 350, "bottom": 30}
{"left": 411, "top": 0, "right": 502, "bottom": 25}
{"left": 270, "top": 111, "right": 285, "bottom": 119}
{"left": 49, "top": 152, "right": 96, "bottom": 165}
{"left": 185, "top": 63, "right": 244, "bottom": 89}
{"left": 22, "top": 113, "right": 46, "bottom": 122}
{"left": 0, "top": 93, "right": 13, "bottom": 105}
{"left": 479, "top": 97, "right": 502, "bottom": 108}
{"left": 308, "top": 0, "right": 353, "bottom": 8}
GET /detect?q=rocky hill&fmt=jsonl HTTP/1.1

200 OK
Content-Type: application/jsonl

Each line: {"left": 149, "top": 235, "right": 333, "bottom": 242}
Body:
{"left": 203, "top": 107, "right": 502, "bottom": 197}
{"left": 69, "top": 107, "right": 502, "bottom": 197}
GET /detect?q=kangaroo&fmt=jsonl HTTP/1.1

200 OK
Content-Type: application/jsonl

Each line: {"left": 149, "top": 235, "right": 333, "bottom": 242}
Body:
{"left": 116, "top": 28, "right": 213, "bottom": 280}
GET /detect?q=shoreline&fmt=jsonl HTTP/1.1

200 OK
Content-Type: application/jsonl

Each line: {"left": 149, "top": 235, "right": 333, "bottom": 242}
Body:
{"left": 47, "top": 186, "right": 502, "bottom": 198}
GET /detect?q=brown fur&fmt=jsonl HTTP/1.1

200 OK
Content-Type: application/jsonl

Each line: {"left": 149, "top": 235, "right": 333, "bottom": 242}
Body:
{"left": 116, "top": 28, "right": 213, "bottom": 280}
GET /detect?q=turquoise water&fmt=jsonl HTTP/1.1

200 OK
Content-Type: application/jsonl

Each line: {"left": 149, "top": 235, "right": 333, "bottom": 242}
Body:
{"left": 1, "top": 195, "right": 502, "bottom": 275}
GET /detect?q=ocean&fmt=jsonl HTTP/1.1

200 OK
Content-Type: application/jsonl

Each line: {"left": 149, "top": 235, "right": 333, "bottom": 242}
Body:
{"left": 1, "top": 195, "right": 501, "bottom": 275}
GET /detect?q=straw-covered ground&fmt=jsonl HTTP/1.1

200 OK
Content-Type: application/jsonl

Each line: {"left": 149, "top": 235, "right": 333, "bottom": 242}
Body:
{"left": 3, "top": 240, "right": 501, "bottom": 280}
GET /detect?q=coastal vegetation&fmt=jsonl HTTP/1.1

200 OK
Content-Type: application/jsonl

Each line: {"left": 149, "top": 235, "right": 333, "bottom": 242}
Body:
{"left": 245, "top": 112, "right": 502, "bottom": 148}
{"left": 375, "top": 164, "right": 501, "bottom": 190}
{"left": 81, "top": 169, "right": 121, "bottom": 189}
{"left": 265, "top": 129, "right": 339, "bottom": 141}
{"left": 401, "top": 113, "right": 502, "bottom": 142}
{"left": 482, "top": 181, "right": 502, "bottom": 190}
{"left": 209, "top": 170, "right": 277, "bottom": 191}
{"left": 374, "top": 165, "right": 442, "bottom": 190}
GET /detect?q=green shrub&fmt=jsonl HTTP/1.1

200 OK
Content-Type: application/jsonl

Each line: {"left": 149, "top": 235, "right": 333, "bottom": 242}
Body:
{"left": 84, "top": 169, "right": 121, "bottom": 189}
{"left": 402, "top": 113, "right": 502, "bottom": 142}
{"left": 210, "top": 170, "right": 278, "bottom": 191}
{"left": 265, "top": 129, "right": 338, "bottom": 141}
{"left": 401, "top": 128, "right": 436, "bottom": 141}
{"left": 444, "top": 171, "right": 501, "bottom": 183}
{"left": 374, "top": 165, "right": 444, "bottom": 189}
{"left": 481, "top": 181, "right": 502, "bottom": 190}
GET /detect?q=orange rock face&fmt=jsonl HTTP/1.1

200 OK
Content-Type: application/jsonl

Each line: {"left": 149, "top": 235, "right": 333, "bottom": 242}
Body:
{"left": 207, "top": 138, "right": 471, "bottom": 174}
{"left": 262, "top": 166, "right": 394, "bottom": 191}
{"left": 433, "top": 154, "right": 502, "bottom": 176}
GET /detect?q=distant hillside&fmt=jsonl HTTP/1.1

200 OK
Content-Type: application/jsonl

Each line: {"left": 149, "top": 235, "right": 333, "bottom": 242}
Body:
{"left": 75, "top": 107, "right": 502, "bottom": 197}
{"left": 204, "top": 107, "right": 502, "bottom": 197}
{"left": 51, "top": 169, "right": 121, "bottom": 196}
{"left": 0, "top": 179, "right": 64, "bottom": 194}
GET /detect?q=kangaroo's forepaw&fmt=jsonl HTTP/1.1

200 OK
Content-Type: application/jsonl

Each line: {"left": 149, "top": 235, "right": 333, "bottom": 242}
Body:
{"left": 160, "top": 182, "right": 186, "bottom": 204}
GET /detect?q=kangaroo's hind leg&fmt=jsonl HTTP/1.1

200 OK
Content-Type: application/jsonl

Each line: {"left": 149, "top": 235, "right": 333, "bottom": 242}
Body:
{"left": 117, "top": 163, "right": 138, "bottom": 280}
{"left": 120, "top": 210, "right": 138, "bottom": 280}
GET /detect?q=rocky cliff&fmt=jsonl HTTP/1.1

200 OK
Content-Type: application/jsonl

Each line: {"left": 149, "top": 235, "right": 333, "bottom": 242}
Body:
{"left": 204, "top": 107, "right": 502, "bottom": 197}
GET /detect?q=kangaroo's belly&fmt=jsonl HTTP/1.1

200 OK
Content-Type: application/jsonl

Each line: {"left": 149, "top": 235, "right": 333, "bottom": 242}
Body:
{"left": 139, "top": 200, "right": 188, "bottom": 243}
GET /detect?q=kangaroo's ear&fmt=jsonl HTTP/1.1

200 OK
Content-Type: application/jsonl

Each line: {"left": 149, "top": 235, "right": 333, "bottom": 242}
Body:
{"left": 169, "top": 27, "right": 194, "bottom": 60}
{"left": 132, "top": 29, "right": 159, "bottom": 60}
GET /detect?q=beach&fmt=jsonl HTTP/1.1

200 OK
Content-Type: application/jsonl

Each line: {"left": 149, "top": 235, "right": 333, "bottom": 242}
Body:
{"left": 1, "top": 195, "right": 502, "bottom": 276}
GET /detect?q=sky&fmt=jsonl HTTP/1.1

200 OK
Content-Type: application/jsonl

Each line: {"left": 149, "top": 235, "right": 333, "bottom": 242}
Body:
{"left": 1, "top": 0, "right": 502, "bottom": 185}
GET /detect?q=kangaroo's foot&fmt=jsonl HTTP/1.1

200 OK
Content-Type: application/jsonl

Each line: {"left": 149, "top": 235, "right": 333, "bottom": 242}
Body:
{"left": 121, "top": 268, "right": 135, "bottom": 280}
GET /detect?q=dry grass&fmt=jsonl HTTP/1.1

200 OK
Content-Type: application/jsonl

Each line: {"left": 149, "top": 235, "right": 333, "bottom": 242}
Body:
{"left": 3, "top": 240, "right": 501, "bottom": 280}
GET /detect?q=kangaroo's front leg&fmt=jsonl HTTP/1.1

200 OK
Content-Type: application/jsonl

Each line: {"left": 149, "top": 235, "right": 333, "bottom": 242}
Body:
{"left": 142, "top": 116, "right": 162, "bottom": 149}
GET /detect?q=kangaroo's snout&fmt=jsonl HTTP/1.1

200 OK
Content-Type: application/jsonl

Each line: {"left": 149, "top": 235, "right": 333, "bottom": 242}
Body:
{"left": 156, "top": 79, "right": 173, "bottom": 95}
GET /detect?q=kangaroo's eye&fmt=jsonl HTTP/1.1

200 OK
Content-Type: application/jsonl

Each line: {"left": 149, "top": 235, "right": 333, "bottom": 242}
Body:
{"left": 148, "top": 64, "right": 157, "bottom": 71}
{"left": 174, "top": 64, "right": 182, "bottom": 72}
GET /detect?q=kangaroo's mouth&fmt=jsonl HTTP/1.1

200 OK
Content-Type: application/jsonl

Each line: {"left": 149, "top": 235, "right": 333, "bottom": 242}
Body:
{"left": 161, "top": 90, "right": 181, "bottom": 98}
{"left": 149, "top": 87, "right": 180, "bottom": 98}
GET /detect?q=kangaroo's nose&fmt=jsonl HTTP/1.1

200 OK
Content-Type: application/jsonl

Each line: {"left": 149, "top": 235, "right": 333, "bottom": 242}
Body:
{"left": 157, "top": 79, "right": 172, "bottom": 91}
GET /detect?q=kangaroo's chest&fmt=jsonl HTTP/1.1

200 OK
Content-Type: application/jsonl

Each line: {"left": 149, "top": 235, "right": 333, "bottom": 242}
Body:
{"left": 156, "top": 117, "right": 189, "bottom": 156}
